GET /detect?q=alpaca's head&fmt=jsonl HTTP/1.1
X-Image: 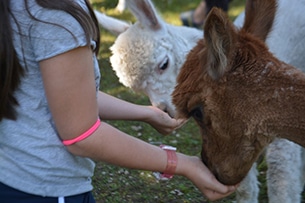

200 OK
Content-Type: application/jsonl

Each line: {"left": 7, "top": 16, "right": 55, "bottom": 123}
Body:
{"left": 108, "top": 0, "right": 202, "bottom": 117}
{"left": 172, "top": 0, "right": 278, "bottom": 185}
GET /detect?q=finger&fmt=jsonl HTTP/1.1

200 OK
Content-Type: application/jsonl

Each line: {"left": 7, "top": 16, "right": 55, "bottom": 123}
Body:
{"left": 204, "top": 189, "right": 235, "bottom": 201}
{"left": 174, "top": 118, "right": 188, "bottom": 129}
{"left": 202, "top": 178, "right": 237, "bottom": 196}
{"left": 162, "top": 119, "right": 187, "bottom": 135}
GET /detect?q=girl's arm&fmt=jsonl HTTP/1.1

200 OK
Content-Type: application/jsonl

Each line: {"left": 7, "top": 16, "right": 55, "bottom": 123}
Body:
{"left": 39, "top": 46, "right": 237, "bottom": 201}
{"left": 97, "top": 91, "right": 185, "bottom": 134}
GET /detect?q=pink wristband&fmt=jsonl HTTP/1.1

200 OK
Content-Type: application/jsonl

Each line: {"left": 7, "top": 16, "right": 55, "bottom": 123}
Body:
{"left": 62, "top": 119, "right": 101, "bottom": 146}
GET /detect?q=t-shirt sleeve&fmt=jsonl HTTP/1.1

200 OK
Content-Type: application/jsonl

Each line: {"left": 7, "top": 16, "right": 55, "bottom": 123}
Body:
{"left": 29, "top": 8, "right": 91, "bottom": 61}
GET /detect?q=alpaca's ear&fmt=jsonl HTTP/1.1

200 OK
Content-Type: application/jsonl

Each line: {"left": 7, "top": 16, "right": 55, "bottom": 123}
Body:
{"left": 126, "top": 0, "right": 162, "bottom": 30}
{"left": 242, "top": 0, "right": 277, "bottom": 42}
{"left": 94, "top": 11, "right": 130, "bottom": 36}
{"left": 204, "top": 8, "right": 236, "bottom": 80}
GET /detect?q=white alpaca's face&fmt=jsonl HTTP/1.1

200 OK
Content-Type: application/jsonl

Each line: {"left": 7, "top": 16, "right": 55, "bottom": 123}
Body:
{"left": 110, "top": 23, "right": 201, "bottom": 117}
{"left": 144, "top": 68, "right": 177, "bottom": 117}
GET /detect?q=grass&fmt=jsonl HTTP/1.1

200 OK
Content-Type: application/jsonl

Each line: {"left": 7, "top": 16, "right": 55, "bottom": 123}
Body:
{"left": 90, "top": 0, "right": 303, "bottom": 202}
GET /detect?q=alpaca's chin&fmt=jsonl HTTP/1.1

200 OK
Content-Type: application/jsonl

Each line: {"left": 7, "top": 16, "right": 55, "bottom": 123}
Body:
{"left": 215, "top": 171, "right": 246, "bottom": 186}
{"left": 201, "top": 151, "right": 255, "bottom": 185}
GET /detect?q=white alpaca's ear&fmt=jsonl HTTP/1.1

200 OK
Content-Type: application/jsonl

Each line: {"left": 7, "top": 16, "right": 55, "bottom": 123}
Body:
{"left": 126, "top": 0, "right": 162, "bottom": 30}
{"left": 204, "top": 8, "right": 236, "bottom": 80}
{"left": 94, "top": 10, "right": 130, "bottom": 36}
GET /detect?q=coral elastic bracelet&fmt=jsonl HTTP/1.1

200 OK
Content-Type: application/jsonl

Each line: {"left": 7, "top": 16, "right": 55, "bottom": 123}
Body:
{"left": 62, "top": 118, "right": 101, "bottom": 146}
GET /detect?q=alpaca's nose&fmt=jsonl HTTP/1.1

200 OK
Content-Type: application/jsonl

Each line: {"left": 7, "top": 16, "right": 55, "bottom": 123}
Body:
{"left": 152, "top": 101, "right": 175, "bottom": 118}
{"left": 153, "top": 101, "right": 167, "bottom": 112}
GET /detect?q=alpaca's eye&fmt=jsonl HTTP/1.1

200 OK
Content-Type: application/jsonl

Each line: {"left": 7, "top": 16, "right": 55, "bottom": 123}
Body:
{"left": 190, "top": 106, "right": 204, "bottom": 121}
{"left": 159, "top": 57, "right": 169, "bottom": 72}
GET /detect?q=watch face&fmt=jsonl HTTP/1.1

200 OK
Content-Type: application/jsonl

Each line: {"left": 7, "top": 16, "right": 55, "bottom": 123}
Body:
{"left": 160, "top": 144, "right": 177, "bottom": 151}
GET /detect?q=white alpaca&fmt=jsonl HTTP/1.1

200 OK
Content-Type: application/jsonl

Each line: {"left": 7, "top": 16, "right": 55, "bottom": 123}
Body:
{"left": 96, "top": 0, "right": 305, "bottom": 202}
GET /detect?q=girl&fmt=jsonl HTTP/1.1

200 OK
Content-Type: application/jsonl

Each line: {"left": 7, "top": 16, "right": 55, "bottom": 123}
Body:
{"left": 0, "top": 0, "right": 237, "bottom": 202}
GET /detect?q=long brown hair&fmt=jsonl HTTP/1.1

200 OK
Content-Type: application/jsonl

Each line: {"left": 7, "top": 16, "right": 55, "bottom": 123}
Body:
{"left": 0, "top": 0, "right": 100, "bottom": 121}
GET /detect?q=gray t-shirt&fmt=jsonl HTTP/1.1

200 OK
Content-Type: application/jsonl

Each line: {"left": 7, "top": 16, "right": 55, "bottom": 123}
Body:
{"left": 0, "top": 0, "right": 100, "bottom": 197}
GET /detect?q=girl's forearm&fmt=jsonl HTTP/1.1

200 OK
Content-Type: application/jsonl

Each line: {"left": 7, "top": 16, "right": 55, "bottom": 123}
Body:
{"left": 97, "top": 91, "right": 151, "bottom": 121}
{"left": 66, "top": 121, "right": 188, "bottom": 174}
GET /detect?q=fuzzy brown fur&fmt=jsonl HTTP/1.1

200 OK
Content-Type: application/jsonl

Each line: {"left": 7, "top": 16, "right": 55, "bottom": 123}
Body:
{"left": 172, "top": 0, "right": 305, "bottom": 185}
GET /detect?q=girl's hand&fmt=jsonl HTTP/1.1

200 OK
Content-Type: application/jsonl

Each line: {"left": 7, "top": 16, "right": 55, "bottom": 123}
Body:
{"left": 177, "top": 155, "right": 239, "bottom": 201}
{"left": 145, "top": 106, "right": 187, "bottom": 135}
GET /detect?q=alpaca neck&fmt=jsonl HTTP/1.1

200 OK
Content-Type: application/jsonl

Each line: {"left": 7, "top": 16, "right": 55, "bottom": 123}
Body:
{"left": 236, "top": 60, "right": 305, "bottom": 148}
{"left": 262, "top": 74, "right": 305, "bottom": 148}
{"left": 269, "top": 116, "right": 305, "bottom": 148}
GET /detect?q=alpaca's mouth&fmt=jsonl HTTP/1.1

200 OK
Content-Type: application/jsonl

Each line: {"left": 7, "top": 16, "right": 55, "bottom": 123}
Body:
{"left": 164, "top": 108, "right": 174, "bottom": 118}
{"left": 153, "top": 102, "right": 175, "bottom": 118}
{"left": 165, "top": 105, "right": 176, "bottom": 118}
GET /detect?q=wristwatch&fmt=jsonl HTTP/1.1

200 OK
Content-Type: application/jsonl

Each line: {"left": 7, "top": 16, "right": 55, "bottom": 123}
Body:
{"left": 153, "top": 145, "right": 177, "bottom": 180}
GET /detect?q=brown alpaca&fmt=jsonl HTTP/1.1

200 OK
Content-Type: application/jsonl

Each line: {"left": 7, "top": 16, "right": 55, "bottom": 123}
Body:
{"left": 172, "top": 0, "right": 305, "bottom": 185}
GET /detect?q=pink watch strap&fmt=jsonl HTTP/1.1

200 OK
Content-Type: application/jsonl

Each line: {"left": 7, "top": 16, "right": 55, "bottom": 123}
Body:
{"left": 160, "top": 145, "right": 177, "bottom": 179}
